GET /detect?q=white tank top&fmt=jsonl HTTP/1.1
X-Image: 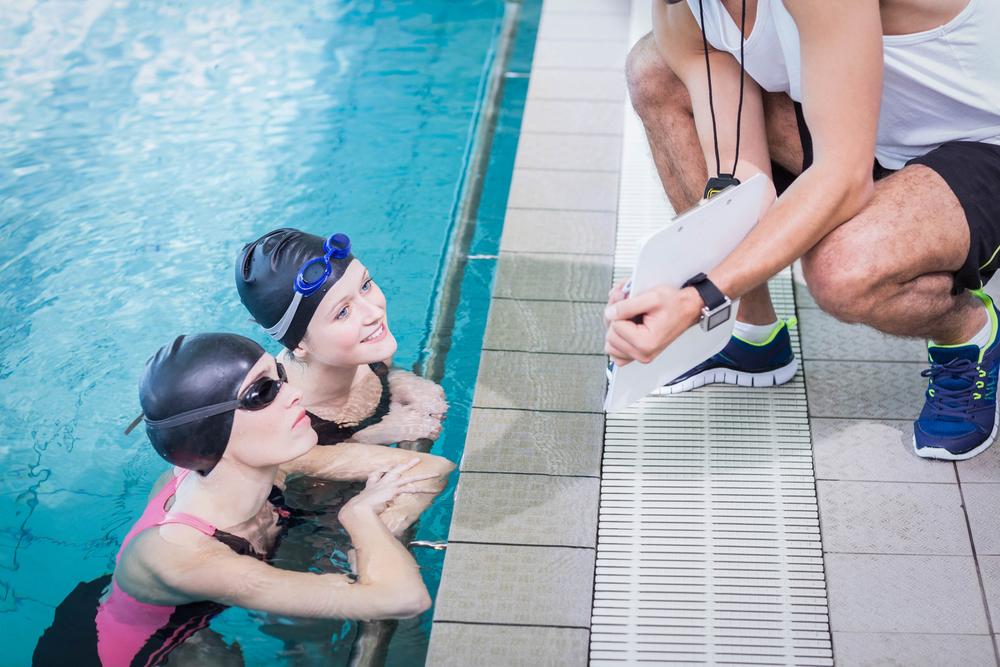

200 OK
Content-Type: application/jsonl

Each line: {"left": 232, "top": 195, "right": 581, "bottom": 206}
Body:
{"left": 687, "top": 0, "right": 1000, "bottom": 169}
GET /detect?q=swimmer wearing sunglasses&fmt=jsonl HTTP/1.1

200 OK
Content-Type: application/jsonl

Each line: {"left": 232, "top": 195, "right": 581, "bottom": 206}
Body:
{"left": 34, "top": 334, "right": 437, "bottom": 667}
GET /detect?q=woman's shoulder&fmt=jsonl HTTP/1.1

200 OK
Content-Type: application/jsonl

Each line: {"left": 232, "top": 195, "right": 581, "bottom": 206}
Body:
{"left": 116, "top": 522, "right": 235, "bottom": 601}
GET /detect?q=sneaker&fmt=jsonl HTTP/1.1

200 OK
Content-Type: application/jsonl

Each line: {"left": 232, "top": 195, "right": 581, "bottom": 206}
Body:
{"left": 662, "top": 318, "right": 798, "bottom": 394}
{"left": 914, "top": 293, "right": 1000, "bottom": 460}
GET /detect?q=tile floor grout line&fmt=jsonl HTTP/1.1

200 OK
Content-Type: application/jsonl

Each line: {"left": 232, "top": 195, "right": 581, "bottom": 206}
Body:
{"left": 460, "top": 470, "right": 601, "bottom": 479}
{"left": 808, "top": 413, "right": 917, "bottom": 421}
{"left": 801, "top": 357, "right": 928, "bottom": 365}
{"left": 471, "top": 405, "right": 605, "bottom": 415}
{"left": 448, "top": 539, "right": 596, "bottom": 550}
{"left": 433, "top": 620, "right": 591, "bottom": 631}
{"left": 513, "top": 166, "right": 622, "bottom": 174}
{"left": 507, "top": 205, "right": 620, "bottom": 213}
{"left": 482, "top": 348, "right": 603, "bottom": 356}
{"left": 497, "top": 250, "right": 617, "bottom": 257}
{"left": 515, "top": 131, "right": 626, "bottom": 138}
{"left": 954, "top": 463, "right": 1000, "bottom": 666}
{"left": 492, "top": 296, "right": 611, "bottom": 304}
{"left": 823, "top": 550, "right": 977, "bottom": 557}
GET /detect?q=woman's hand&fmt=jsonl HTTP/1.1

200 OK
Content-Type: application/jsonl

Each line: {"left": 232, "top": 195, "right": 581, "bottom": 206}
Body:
{"left": 338, "top": 458, "right": 439, "bottom": 521}
{"left": 389, "top": 371, "right": 447, "bottom": 417}
{"left": 352, "top": 371, "right": 448, "bottom": 443}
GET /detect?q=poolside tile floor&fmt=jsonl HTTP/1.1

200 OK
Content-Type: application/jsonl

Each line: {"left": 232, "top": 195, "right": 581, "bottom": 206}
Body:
{"left": 461, "top": 408, "right": 604, "bottom": 477}
{"left": 426, "top": 0, "right": 624, "bottom": 661}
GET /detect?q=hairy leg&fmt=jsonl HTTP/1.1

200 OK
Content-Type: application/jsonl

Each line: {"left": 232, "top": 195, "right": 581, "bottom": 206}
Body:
{"left": 802, "top": 164, "right": 983, "bottom": 343}
{"left": 626, "top": 35, "right": 803, "bottom": 324}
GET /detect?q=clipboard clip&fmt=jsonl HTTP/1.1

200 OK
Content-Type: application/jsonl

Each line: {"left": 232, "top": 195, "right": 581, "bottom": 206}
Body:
{"left": 704, "top": 174, "right": 741, "bottom": 199}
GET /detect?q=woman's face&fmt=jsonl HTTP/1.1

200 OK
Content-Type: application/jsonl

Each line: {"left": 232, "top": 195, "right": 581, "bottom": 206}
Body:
{"left": 226, "top": 354, "right": 317, "bottom": 468}
{"left": 296, "top": 259, "right": 398, "bottom": 367}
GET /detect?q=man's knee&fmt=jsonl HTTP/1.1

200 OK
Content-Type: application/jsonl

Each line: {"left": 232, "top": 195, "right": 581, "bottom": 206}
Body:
{"left": 801, "top": 236, "right": 885, "bottom": 324}
{"left": 625, "top": 33, "right": 688, "bottom": 117}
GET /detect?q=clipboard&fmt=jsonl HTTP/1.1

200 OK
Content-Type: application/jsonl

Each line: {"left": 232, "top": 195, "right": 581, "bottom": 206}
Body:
{"left": 604, "top": 174, "right": 768, "bottom": 413}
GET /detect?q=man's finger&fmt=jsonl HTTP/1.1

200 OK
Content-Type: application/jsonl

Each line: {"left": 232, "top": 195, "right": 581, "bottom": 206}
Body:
{"left": 604, "top": 291, "right": 659, "bottom": 323}
{"left": 610, "top": 319, "right": 660, "bottom": 363}
{"left": 607, "top": 279, "right": 629, "bottom": 305}
{"left": 606, "top": 325, "right": 643, "bottom": 364}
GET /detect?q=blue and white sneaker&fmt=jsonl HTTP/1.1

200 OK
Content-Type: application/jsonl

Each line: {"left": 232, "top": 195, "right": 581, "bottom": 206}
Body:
{"left": 914, "top": 292, "right": 1000, "bottom": 461}
{"left": 662, "top": 318, "right": 798, "bottom": 394}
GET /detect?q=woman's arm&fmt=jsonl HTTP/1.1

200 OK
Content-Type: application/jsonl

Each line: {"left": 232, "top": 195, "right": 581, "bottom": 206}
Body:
{"left": 281, "top": 444, "right": 455, "bottom": 536}
{"left": 150, "top": 461, "right": 436, "bottom": 620}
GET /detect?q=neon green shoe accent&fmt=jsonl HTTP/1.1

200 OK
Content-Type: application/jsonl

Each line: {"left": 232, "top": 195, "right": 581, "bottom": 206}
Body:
{"left": 732, "top": 318, "right": 793, "bottom": 347}
{"left": 972, "top": 290, "right": 998, "bottom": 362}
{"left": 926, "top": 291, "right": 997, "bottom": 363}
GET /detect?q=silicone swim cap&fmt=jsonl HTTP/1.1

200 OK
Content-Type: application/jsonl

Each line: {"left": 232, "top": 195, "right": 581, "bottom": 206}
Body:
{"left": 140, "top": 333, "right": 264, "bottom": 475}
{"left": 235, "top": 229, "right": 354, "bottom": 350}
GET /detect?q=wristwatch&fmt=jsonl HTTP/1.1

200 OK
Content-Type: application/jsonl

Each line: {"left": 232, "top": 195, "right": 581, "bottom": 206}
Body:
{"left": 682, "top": 273, "right": 732, "bottom": 332}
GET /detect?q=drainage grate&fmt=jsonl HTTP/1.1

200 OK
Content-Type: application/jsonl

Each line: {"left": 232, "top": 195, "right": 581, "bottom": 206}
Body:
{"left": 588, "top": 2, "right": 832, "bottom": 664}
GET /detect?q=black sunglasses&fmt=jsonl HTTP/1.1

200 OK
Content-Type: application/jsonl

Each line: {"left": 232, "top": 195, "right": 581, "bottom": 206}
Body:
{"left": 125, "top": 363, "right": 288, "bottom": 434}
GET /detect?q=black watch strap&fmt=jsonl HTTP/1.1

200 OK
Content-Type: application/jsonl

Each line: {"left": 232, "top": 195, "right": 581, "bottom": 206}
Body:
{"left": 682, "top": 273, "right": 727, "bottom": 310}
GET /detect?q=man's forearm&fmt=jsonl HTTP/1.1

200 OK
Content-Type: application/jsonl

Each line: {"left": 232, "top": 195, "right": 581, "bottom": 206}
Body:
{"left": 709, "top": 163, "right": 874, "bottom": 300}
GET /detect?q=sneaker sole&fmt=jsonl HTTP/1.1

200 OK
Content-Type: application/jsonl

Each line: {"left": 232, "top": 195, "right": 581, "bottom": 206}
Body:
{"left": 658, "top": 358, "right": 799, "bottom": 395}
{"left": 912, "top": 398, "right": 1000, "bottom": 461}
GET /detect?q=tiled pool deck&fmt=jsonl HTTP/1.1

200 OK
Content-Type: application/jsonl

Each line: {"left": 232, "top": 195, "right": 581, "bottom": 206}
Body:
{"left": 427, "top": 0, "right": 1000, "bottom": 664}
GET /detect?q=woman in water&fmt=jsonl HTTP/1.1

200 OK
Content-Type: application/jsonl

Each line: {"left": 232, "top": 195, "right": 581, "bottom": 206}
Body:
{"left": 35, "top": 333, "right": 436, "bottom": 667}
{"left": 236, "top": 229, "right": 452, "bottom": 534}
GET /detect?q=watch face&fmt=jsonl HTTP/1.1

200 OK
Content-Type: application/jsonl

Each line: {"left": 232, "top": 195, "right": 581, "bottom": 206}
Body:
{"left": 706, "top": 304, "right": 732, "bottom": 330}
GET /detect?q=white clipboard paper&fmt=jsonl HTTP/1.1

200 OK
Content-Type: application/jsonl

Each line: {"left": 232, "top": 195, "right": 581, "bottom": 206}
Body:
{"left": 604, "top": 174, "right": 768, "bottom": 413}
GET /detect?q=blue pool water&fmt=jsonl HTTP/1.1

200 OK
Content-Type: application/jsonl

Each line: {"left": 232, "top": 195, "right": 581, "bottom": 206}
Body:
{"left": 0, "top": 1, "right": 536, "bottom": 664}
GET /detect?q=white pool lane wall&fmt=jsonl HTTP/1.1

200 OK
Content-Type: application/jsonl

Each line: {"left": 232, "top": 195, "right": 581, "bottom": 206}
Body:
{"left": 588, "top": 1, "right": 833, "bottom": 664}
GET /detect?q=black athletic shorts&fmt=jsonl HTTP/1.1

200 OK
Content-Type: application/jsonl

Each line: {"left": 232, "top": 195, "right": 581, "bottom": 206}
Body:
{"left": 775, "top": 102, "right": 1000, "bottom": 293}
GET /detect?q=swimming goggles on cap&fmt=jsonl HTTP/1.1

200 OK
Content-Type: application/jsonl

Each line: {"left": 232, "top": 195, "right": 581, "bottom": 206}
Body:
{"left": 265, "top": 233, "right": 351, "bottom": 341}
{"left": 125, "top": 364, "right": 287, "bottom": 434}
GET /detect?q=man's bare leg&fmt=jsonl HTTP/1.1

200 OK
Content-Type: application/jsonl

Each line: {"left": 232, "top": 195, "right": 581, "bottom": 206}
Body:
{"left": 626, "top": 33, "right": 801, "bottom": 325}
{"left": 802, "top": 164, "right": 984, "bottom": 344}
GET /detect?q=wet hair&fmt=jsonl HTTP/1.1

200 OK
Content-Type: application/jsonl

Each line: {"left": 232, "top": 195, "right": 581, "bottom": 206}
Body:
{"left": 235, "top": 228, "right": 354, "bottom": 350}
{"left": 140, "top": 333, "right": 264, "bottom": 475}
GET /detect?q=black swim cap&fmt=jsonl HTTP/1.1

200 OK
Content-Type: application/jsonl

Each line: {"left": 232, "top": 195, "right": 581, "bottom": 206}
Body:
{"left": 236, "top": 229, "right": 354, "bottom": 350}
{"left": 140, "top": 333, "right": 264, "bottom": 475}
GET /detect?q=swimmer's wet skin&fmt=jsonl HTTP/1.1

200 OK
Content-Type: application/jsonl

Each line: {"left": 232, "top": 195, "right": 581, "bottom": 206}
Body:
{"left": 34, "top": 334, "right": 436, "bottom": 667}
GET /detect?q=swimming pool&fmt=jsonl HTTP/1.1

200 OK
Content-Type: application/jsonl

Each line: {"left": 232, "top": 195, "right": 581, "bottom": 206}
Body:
{"left": 0, "top": 1, "right": 534, "bottom": 663}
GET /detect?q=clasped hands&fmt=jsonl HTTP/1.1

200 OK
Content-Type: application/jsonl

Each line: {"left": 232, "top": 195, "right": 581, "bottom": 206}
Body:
{"left": 603, "top": 279, "right": 706, "bottom": 366}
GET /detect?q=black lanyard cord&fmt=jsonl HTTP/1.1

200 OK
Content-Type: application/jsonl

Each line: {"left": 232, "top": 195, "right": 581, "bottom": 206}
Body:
{"left": 698, "top": 0, "right": 747, "bottom": 179}
{"left": 698, "top": 0, "right": 722, "bottom": 178}
{"left": 733, "top": 0, "right": 746, "bottom": 173}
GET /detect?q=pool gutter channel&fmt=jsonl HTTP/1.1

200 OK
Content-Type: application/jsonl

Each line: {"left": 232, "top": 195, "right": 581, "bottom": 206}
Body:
{"left": 417, "top": 1, "right": 521, "bottom": 386}
{"left": 588, "top": 2, "right": 832, "bottom": 665}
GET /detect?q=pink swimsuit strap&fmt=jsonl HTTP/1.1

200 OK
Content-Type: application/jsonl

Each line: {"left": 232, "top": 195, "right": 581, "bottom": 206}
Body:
{"left": 156, "top": 511, "right": 216, "bottom": 536}
{"left": 115, "top": 469, "right": 218, "bottom": 563}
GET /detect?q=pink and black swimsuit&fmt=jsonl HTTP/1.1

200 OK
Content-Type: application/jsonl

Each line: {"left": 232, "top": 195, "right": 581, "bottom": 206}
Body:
{"left": 34, "top": 469, "right": 300, "bottom": 667}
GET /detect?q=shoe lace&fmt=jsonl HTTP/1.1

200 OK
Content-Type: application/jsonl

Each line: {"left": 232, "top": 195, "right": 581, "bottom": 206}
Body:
{"left": 921, "top": 357, "right": 986, "bottom": 419}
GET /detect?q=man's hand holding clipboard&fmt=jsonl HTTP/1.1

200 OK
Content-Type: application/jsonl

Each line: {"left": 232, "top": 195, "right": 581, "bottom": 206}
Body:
{"left": 602, "top": 174, "right": 769, "bottom": 413}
